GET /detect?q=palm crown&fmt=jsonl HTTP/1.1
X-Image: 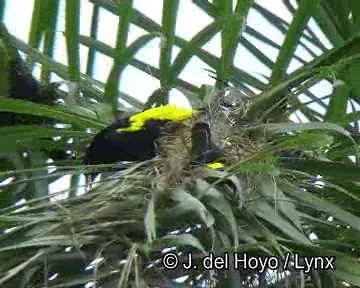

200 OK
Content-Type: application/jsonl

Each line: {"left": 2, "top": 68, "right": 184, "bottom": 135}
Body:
{"left": 0, "top": 1, "right": 359, "bottom": 287}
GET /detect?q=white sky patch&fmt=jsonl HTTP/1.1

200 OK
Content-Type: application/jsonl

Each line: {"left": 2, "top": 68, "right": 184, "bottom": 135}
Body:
{"left": 93, "top": 53, "right": 113, "bottom": 83}
{"left": 76, "top": 175, "right": 87, "bottom": 196}
{"left": 128, "top": 24, "right": 149, "bottom": 46}
{"left": 133, "top": 0, "right": 163, "bottom": 25}
{"left": 294, "top": 44, "right": 315, "bottom": 63}
{"left": 175, "top": 1, "right": 213, "bottom": 41}
{"left": 15, "top": 198, "right": 26, "bottom": 207}
{"left": 307, "top": 18, "right": 333, "bottom": 49}
{"left": 301, "top": 36, "right": 324, "bottom": 56}
{"left": 169, "top": 89, "right": 192, "bottom": 108}
{"left": 178, "top": 56, "right": 215, "bottom": 87}
{"left": 174, "top": 275, "right": 190, "bottom": 283}
{"left": 120, "top": 65, "right": 161, "bottom": 103}
{"left": 4, "top": 227, "right": 17, "bottom": 234}
{"left": 79, "top": 45, "right": 90, "bottom": 74}
{"left": 0, "top": 176, "right": 15, "bottom": 186}
{"left": 48, "top": 175, "right": 71, "bottom": 200}
{"left": 3, "top": 0, "right": 35, "bottom": 39}
{"left": 134, "top": 36, "right": 161, "bottom": 68}
{"left": 202, "top": 32, "right": 221, "bottom": 58}
{"left": 97, "top": 7, "right": 119, "bottom": 47}
{"left": 84, "top": 282, "right": 95, "bottom": 288}
{"left": 171, "top": 45, "right": 181, "bottom": 63}
{"left": 48, "top": 273, "right": 59, "bottom": 281}
{"left": 235, "top": 42, "right": 272, "bottom": 79}
{"left": 287, "top": 58, "right": 304, "bottom": 74}
{"left": 246, "top": 8, "right": 284, "bottom": 57}
{"left": 309, "top": 232, "right": 318, "bottom": 240}
{"left": 85, "top": 257, "right": 104, "bottom": 271}
{"left": 289, "top": 110, "right": 309, "bottom": 123}
{"left": 53, "top": 0, "right": 68, "bottom": 66}
{"left": 256, "top": 0, "right": 293, "bottom": 23}
{"left": 243, "top": 31, "right": 279, "bottom": 62}
{"left": 79, "top": 0, "right": 93, "bottom": 36}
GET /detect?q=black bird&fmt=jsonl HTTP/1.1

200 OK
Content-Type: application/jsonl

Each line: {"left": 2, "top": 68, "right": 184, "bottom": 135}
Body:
{"left": 191, "top": 121, "right": 226, "bottom": 168}
{"left": 85, "top": 105, "right": 226, "bottom": 180}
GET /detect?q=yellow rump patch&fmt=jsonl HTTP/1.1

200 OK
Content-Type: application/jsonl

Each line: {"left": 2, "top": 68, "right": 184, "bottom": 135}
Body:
{"left": 206, "top": 162, "right": 225, "bottom": 170}
{"left": 117, "top": 105, "right": 198, "bottom": 132}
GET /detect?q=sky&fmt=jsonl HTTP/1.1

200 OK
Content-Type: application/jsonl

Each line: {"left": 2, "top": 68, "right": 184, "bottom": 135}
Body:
{"left": 2, "top": 0, "right": 335, "bottom": 196}
{"left": 3, "top": 0, "right": 334, "bottom": 106}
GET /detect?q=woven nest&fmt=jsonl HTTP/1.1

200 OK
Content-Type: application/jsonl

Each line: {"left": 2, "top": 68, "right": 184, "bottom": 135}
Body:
{"left": 156, "top": 122, "right": 193, "bottom": 185}
{"left": 140, "top": 88, "right": 269, "bottom": 190}
{"left": 148, "top": 111, "right": 207, "bottom": 188}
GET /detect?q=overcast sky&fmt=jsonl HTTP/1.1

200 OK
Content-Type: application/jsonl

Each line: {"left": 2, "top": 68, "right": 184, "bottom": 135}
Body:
{"left": 4, "top": 0, "right": 334, "bottom": 107}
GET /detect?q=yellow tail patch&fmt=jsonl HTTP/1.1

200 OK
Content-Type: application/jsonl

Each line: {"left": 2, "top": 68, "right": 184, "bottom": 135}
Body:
{"left": 206, "top": 161, "right": 225, "bottom": 170}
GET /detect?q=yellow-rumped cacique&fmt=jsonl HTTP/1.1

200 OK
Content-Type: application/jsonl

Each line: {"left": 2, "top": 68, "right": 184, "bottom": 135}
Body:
{"left": 85, "top": 105, "right": 226, "bottom": 180}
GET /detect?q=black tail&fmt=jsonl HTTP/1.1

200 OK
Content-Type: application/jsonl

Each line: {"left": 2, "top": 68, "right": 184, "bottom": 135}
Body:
{"left": 191, "top": 122, "right": 226, "bottom": 164}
